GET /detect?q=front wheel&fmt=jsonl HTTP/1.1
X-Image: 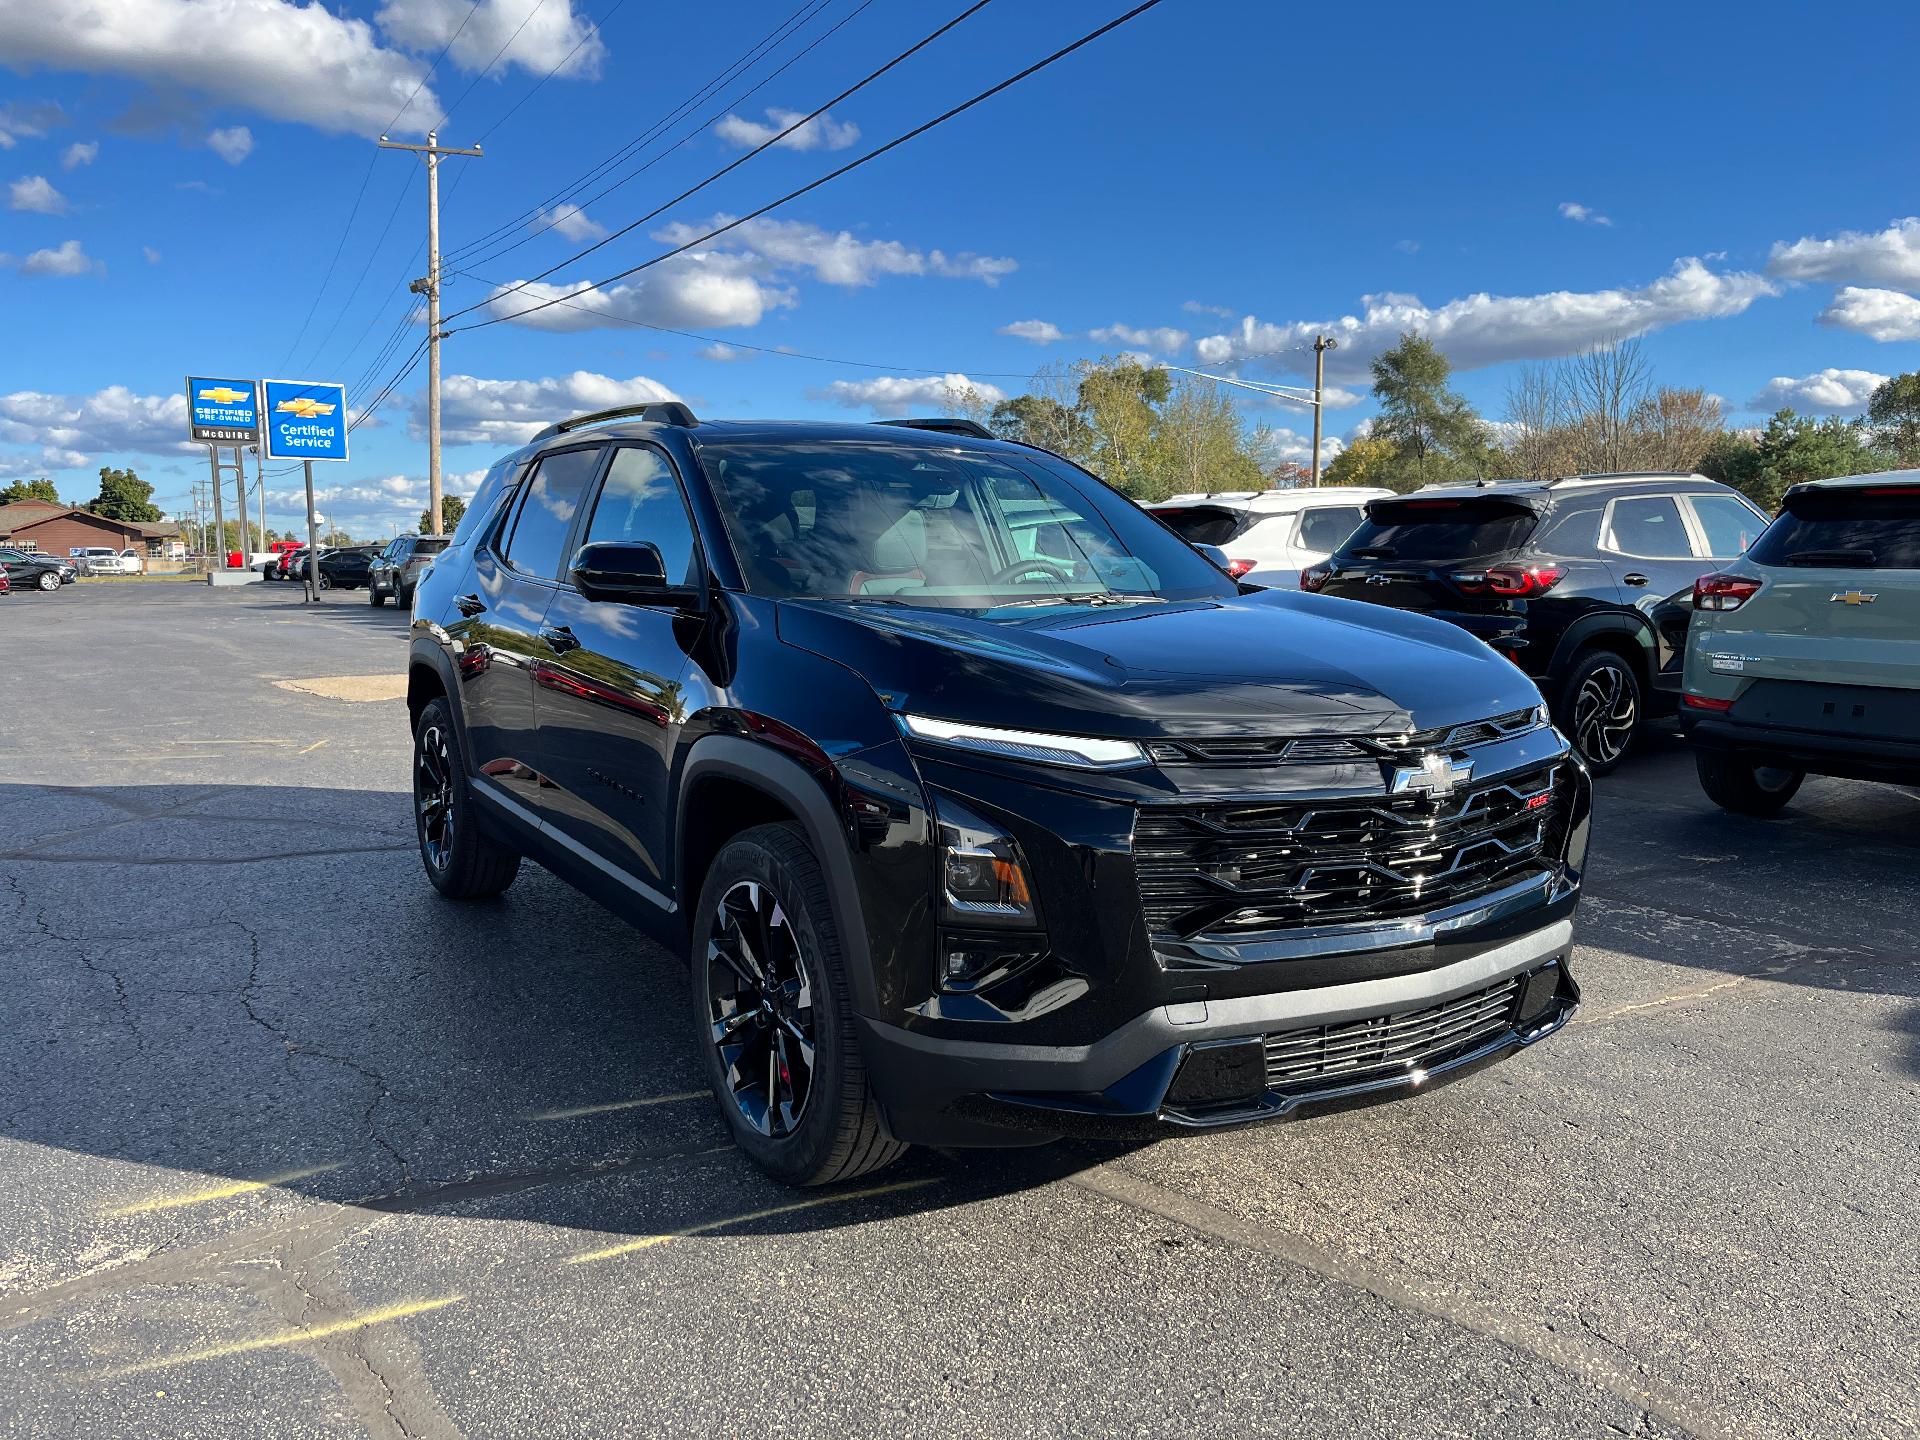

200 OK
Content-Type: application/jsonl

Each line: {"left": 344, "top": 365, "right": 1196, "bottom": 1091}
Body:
{"left": 693, "top": 823, "right": 905, "bottom": 1187}
{"left": 413, "top": 697, "right": 520, "bottom": 899}
{"left": 1556, "top": 650, "right": 1642, "bottom": 775}
{"left": 368, "top": 585, "right": 386, "bottom": 606}
{"left": 36, "top": 571, "right": 60, "bottom": 592}
{"left": 1696, "top": 753, "right": 1803, "bottom": 817}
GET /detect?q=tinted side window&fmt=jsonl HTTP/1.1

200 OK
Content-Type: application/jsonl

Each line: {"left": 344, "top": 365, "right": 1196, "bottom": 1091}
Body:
{"left": 1604, "top": 495, "right": 1691, "bottom": 558}
{"left": 453, "top": 455, "right": 523, "bottom": 548}
{"left": 503, "top": 447, "right": 601, "bottom": 579}
{"left": 581, "top": 445, "right": 700, "bottom": 585}
{"left": 1538, "top": 505, "right": 1602, "bottom": 553}
{"left": 1689, "top": 494, "right": 1765, "bottom": 559}
{"left": 1296, "top": 505, "right": 1364, "bottom": 553}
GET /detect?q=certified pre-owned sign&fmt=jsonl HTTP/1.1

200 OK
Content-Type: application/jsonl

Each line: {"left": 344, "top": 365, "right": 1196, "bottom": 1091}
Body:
{"left": 262, "top": 379, "right": 349, "bottom": 463}
{"left": 185, "top": 376, "right": 260, "bottom": 444}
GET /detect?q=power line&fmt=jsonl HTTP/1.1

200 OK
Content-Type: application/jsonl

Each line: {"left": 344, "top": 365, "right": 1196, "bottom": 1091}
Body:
{"left": 446, "top": 0, "right": 834, "bottom": 268}
{"left": 449, "top": 0, "right": 996, "bottom": 322}
{"left": 435, "top": 0, "right": 551, "bottom": 129}
{"left": 388, "top": 0, "right": 484, "bottom": 132}
{"left": 474, "top": 0, "right": 628, "bottom": 146}
{"left": 300, "top": 165, "right": 420, "bottom": 375}
{"left": 453, "top": 0, "right": 1169, "bottom": 336}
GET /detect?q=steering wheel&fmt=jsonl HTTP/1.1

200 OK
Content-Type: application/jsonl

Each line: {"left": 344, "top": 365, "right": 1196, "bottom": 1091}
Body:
{"left": 988, "top": 557, "right": 1075, "bottom": 586}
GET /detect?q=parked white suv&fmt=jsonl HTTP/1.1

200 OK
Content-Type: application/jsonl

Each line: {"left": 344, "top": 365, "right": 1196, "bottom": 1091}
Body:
{"left": 1147, "top": 487, "right": 1395, "bottom": 586}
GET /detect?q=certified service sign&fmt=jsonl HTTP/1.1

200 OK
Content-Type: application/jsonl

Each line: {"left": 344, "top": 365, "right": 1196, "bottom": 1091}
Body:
{"left": 262, "top": 379, "right": 349, "bottom": 462}
{"left": 185, "top": 376, "right": 260, "bottom": 444}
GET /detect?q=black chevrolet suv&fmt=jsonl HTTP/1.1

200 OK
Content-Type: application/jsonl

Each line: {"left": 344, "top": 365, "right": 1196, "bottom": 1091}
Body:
{"left": 1304, "top": 474, "right": 1768, "bottom": 772}
{"left": 407, "top": 405, "right": 1591, "bottom": 1185}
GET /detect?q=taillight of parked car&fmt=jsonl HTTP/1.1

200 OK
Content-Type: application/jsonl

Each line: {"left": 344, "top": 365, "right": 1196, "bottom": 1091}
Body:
{"left": 1693, "top": 573, "right": 1761, "bottom": 611}
{"left": 1450, "top": 564, "right": 1564, "bottom": 598}
{"left": 1300, "top": 561, "right": 1332, "bottom": 592}
{"left": 1225, "top": 557, "right": 1257, "bottom": 579}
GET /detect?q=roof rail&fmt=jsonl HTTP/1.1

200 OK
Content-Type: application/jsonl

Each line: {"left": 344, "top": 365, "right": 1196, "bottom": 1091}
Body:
{"left": 532, "top": 401, "right": 699, "bottom": 443}
{"left": 872, "top": 417, "right": 994, "bottom": 440}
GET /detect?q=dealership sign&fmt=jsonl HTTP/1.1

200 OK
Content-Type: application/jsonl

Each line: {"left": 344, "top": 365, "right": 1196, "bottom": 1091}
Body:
{"left": 262, "top": 378, "right": 349, "bottom": 463}
{"left": 185, "top": 376, "right": 260, "bottom": 444}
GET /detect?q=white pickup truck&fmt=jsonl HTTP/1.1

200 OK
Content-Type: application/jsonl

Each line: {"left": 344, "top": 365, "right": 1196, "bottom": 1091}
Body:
{"left": 72, "top": 547, "right": 143, "bottom": 576}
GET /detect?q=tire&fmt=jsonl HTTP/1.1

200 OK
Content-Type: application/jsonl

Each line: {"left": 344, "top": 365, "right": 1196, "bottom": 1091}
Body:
{"left": 369, "top": 584, "right": 386, "bottom": 606}
{"left": 412, "top": 697, "right": 520, "bottom": 900}
{"left": 1696, "top": 753, "right": 1803, "bottom": 817}
{"left": 692, "top": 823, "right": 905, "bottom": 1187}
{"left": 36, "top": 570, "right": 60, "bottom": 592}
{"left": 318, "top": 573, "right": 333, "bottom": 590}
{"left": 1554, "top": 649, "right": 1643, "bottom": 775}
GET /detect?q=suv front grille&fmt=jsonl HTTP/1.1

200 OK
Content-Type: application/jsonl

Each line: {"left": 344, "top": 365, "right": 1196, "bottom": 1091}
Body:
{"left": 1263, "top": 976, "right": 1520, "bottom": 1090}
{"left": 1134, "top": 765, "right": 1563, "bottom": 937}
{"left": 1146, "top": 708, "right": 1538, "bottom": 767}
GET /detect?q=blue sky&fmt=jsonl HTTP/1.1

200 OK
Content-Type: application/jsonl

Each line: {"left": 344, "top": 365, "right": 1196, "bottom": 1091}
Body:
{"left": 2, "top": 0, "right": 1917, "bottom": 535}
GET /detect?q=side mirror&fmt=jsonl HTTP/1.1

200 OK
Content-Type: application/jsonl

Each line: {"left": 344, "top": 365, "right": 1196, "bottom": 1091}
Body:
{"left": 1193, "top": 542, "right": 1232, "bottom": 572}
{"left": 570, "top": 540, "right": 704, "bottom": 610}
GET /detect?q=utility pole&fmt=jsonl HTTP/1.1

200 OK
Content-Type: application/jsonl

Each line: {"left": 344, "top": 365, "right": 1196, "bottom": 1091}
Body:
{"left": 378, "top": 129, "right": 482, "bottom": 535}
{"left": 1311, "top": 334, "right": 1339, "bottom": 487}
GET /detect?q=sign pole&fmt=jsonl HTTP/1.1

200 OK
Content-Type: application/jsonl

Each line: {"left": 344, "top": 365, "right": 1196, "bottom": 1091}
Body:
{"left": 254, "top": 444, "right": 268, "bottom": 554}
{"left": 207, "top": 446, "right": 228, "bottom": 567}
{"left": 233, "top": 447, "right": 251, "bottom": 559}
{"left": 303, "top": 460, "right": 320, "bottom": 604}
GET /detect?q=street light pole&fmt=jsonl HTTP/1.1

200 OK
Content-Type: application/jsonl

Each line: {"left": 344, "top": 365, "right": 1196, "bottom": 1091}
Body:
{"left": 378, "top": 129, "right": 482, "bottom": 536}
{"left": 1311, "top": 334, "right": 1339, "bottom": 486}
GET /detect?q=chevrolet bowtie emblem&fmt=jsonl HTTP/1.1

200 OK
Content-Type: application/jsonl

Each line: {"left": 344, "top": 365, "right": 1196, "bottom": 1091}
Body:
{"left": 198, "top": 386, "right": 251, "bottom": 405}
{"left": 1830, "top": 590, "right": 1878, "bottom": 605}
{"left": 1390, "top": 752, "right": 1473, "bottom": 800}
{"left": 275, "top": 396, "right": 337, "bottom": 418}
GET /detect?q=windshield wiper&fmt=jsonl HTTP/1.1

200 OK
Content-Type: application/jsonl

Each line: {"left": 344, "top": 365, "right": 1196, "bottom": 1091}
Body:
{"left": 994, "top": 592, "right": 1144, "bottom": 609}
{"left": 1784, "top": 547, "right": 1876, "bottom": 567}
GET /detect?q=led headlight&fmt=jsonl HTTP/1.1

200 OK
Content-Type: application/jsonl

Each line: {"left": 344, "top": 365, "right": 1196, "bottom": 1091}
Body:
{"left": 901, "top": 714, "right": 1148, "bottom": 771}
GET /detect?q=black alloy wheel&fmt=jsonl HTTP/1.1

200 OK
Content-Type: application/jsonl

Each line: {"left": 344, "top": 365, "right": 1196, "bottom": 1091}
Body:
{"left": 1560, "top": 651, "right": 1641, "bottom": 774}
{"left": 705, "top": 879, "right": 818, "bottom": 1138}
{"left": 410, "top": 697, "right": 520, "bottom": 899}
{"left": 415, "top": 720, "right": 456, "bottom": 872}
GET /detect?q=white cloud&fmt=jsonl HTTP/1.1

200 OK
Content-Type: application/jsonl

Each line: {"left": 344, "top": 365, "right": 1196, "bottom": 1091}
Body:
{"left": 0, "top": 0, "right": 438, "bottom": 137}
{"left": 8, "top": 175, "right": 66, "bottom": 214}
{"left": 143, "top": 246, "right": 162, "bottom": 264}
{"left": 60, "top": 141, "right": 97, "bottom": 169}
{"left": 265, "top": 467, "right": 489, "bottom": 534}
{"left": 814, "top": 374, "right": 1006, "bottom": 415}
{"left": 1195, "top": 258, "right": 1776, "bottom": 381}
{"left": 1819, "top": 286, "right": 1920, "bottom": 343}
{"left": 999, "top": 319, "right": 1064, "bottom": 344}
{"left": 1559, "top": 201, "right": 1612, "bottom": 227}
{"left": 534, "top": 201, "right": 606, "bottom": 241}
{"left": 653, "top": 215, "right": 1016, "bottom": 288}
{"left": 1769, "top": 217, "right": 1920, "bottom": 290}
{"left": 484, "top": 253, "right": 793, "bottom": 333}
{"left": 697, "top": 343, "right": 748, "bottom": 362}
{"left": 421, "top": 371, "right": 680, "bottom": 445}
{"left": 375, "top": 0, "right": 605, "bottom": 88}
{"left": 1182, "top": 300, "right": 1236, "bottom": 319}
{"left": 1258, "top": 427, "right": 1344, "bottom": 468}
{"left": 0, "top": 101, "right": 64, "bottom": 148}
{"left": 206, "top": 125, "right": 252, "bottom": 164}
{"left": 1090, "top": 322, "right": 1189, "bottom": 354}
{"left": 13, "top": 239, "right": 103, "bottom": 277}
{"left": 0, "top": 386, "right": 192, "bottom": 467}
{"left": 1395, "top": 239, "right": 1421, "bottom": 254}
{"left": 1748, "top": 368, "right": 1889, "bottom": 414}
{"left": 714, "top": 107, "right": 859, "bottom": 152}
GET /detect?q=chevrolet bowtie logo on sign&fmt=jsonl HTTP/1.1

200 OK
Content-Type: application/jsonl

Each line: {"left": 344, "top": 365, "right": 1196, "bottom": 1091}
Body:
{"left": 275, "top": 396, "right": 337, "bottom": 419}
{"left": 184, "top": 375, "right": 261, "bottom": 445}
{"left": 197, "top": 385, "right": 251, "bottom": 405}
{"left": 1390, "top": 752, "right": 1473, "bottom": 801}
{"left": 263, "top": 378, "right": 350, "bottom": 463}
{"left": 1830, "top": 590, "right": 1878, "bottom": 605}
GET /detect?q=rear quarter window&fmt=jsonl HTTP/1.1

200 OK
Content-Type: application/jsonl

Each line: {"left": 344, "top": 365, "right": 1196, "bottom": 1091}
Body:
{"left": 1295, "top": 505, "right": 1365, "bottom": 553}
{"left": 1340, "top": 499, "right": 1538, "bottom": 562}
{"left": 1748, "top": 486, "right": 1920, "bottom": 570}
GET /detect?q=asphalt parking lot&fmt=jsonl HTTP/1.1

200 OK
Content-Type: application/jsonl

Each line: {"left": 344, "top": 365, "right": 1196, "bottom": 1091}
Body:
{"left": 2, "top": 581, "right": 1916, "bottom": 1440}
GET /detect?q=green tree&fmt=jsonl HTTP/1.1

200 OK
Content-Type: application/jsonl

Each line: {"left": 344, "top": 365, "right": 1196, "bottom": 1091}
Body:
{"left": 1321, "top": 434, "right": 1400, "bottom": 489}
{"left": 1867, "top": 371, "right": 1920, "bottom": 467}
{"left": 421, "top": 493, "right": 467, "bottom": 535}
{"left": 0, "top": 478, "right": 62, "bottom": 505}
{"left": 85, "top": 466, "right": 162, "bottom": 522}
{"left": 1365, "top": 333, "right": 1494, "bottom": 490}
{"left": 1699, "top": 409, "right": 1892, "bottom": 511}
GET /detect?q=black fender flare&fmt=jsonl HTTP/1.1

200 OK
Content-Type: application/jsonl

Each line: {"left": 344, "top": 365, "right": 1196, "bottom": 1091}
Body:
{"left": 676, "top": 735, "right": 880, "bottom": 1018}
{"left": 407, "top": 633, "right": 474, "bottom": 774}
{"left": 1546, "top": 612, "right": 1655, "bottom": 693}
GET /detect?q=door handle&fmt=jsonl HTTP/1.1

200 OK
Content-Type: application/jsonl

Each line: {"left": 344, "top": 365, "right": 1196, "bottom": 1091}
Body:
{"left": 1623, "top": 573, "right": 1650, "bottom": 587}
{"left": 456, "top": 593, "right": 486, "bottom": 617}
{"left": 540, "top": 624, "right": 580, "bottom": 653}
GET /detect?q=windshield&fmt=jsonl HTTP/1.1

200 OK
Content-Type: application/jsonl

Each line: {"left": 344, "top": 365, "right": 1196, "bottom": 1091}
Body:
{"left": 1748, "top": 485, "right": 1920, "bottom": 570}
{"left": 1337, "top": 498, "right": 1539, "bottom": 562}
{"left": 696, "top": 438, "right": 1235, "bottom": 610}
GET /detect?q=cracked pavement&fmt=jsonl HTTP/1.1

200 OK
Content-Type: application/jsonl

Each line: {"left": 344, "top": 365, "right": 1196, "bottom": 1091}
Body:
{"left": 2, "top": 583, "right": 1916, "bottom": 1438}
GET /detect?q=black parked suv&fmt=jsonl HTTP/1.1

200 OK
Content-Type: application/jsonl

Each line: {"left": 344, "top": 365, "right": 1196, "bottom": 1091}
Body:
{"left": 369, "top": 533, "right": 450, "bottom": 607}
{"left": 1304, "top": 474, "right": 1768, "bottom": 772}
{"left": 407, "top": 405, "right": 1592, "bottom": 1185}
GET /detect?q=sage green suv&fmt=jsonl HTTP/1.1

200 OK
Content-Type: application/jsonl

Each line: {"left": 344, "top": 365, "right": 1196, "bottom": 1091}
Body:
{"left": 1681, "top": 471, "right": 1920, "bottom": 814}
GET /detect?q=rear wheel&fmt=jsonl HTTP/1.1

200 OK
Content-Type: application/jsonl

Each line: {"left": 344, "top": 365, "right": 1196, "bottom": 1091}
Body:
{"left": 693, "top": 823, "right": 904, "bottom": 1187}
{"left": 413, "top": 697, "right": 520, "bottom": 899}
{"left": 1696, "top": 753, "right": 1803, "bottom": 817}
{"left": 1556, "top": 650, "right": 1642, "bottom": 775}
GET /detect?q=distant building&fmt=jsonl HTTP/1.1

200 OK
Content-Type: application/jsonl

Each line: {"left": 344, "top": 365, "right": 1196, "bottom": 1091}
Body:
{"left": 0, "top": 501, "right": 181, "bottom": 557}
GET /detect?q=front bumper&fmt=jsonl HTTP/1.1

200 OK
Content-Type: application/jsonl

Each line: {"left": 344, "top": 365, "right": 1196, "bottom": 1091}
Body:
{"left": 859, "top": 914, "right": 1577, "bottom": 1147}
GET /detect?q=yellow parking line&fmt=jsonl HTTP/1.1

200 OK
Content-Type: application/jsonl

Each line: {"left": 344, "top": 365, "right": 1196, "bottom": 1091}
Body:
{"left": 297, "top": 739, "right": 329, "bottom": 755}
{"left": 96, "top": 1296, "right": 464, "bottom": 1378}
{"left": 106, "top": 1164, "right": 344, "bottom": 1217}
{"left": 522, "top": 1091, "right": 708, "bottom": 1122}
{"left": 566, "top": 1177, "right": 937, "bottom": 1265}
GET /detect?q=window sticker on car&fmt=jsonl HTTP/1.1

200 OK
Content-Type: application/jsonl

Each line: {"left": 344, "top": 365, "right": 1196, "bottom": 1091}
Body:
{"left": 1708, "top": 654, "right": 1748, "bottom": 673}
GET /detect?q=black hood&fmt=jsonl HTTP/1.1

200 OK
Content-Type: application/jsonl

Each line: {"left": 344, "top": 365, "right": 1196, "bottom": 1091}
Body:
{"left": 776, "top": 589, "right": 1539, "bottom": 739}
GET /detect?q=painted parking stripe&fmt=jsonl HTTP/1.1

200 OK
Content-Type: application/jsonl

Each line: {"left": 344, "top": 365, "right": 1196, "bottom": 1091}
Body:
{"left": 567, "top": 1178, "right": 938, "bottom": 1265}
{"left": 106, "top": 1163, "right": 344, "bottom": 1217}
{"left": 522, "top": 1091, "right": 708, "bottom": 1122}
{"left": 95, "top": 1296, "right": 463, "bottom": 1378}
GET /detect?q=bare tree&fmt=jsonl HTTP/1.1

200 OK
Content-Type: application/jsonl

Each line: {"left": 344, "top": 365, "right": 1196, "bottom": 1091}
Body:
{"left": 1503, "top": 363, "right": 1568, "bottom": 479}
{"left": 1558, "top": 337, "right": 1652, "bottom": 473}
{"left": 1629, "top": 386, "right": 1726, "bottom": 472}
